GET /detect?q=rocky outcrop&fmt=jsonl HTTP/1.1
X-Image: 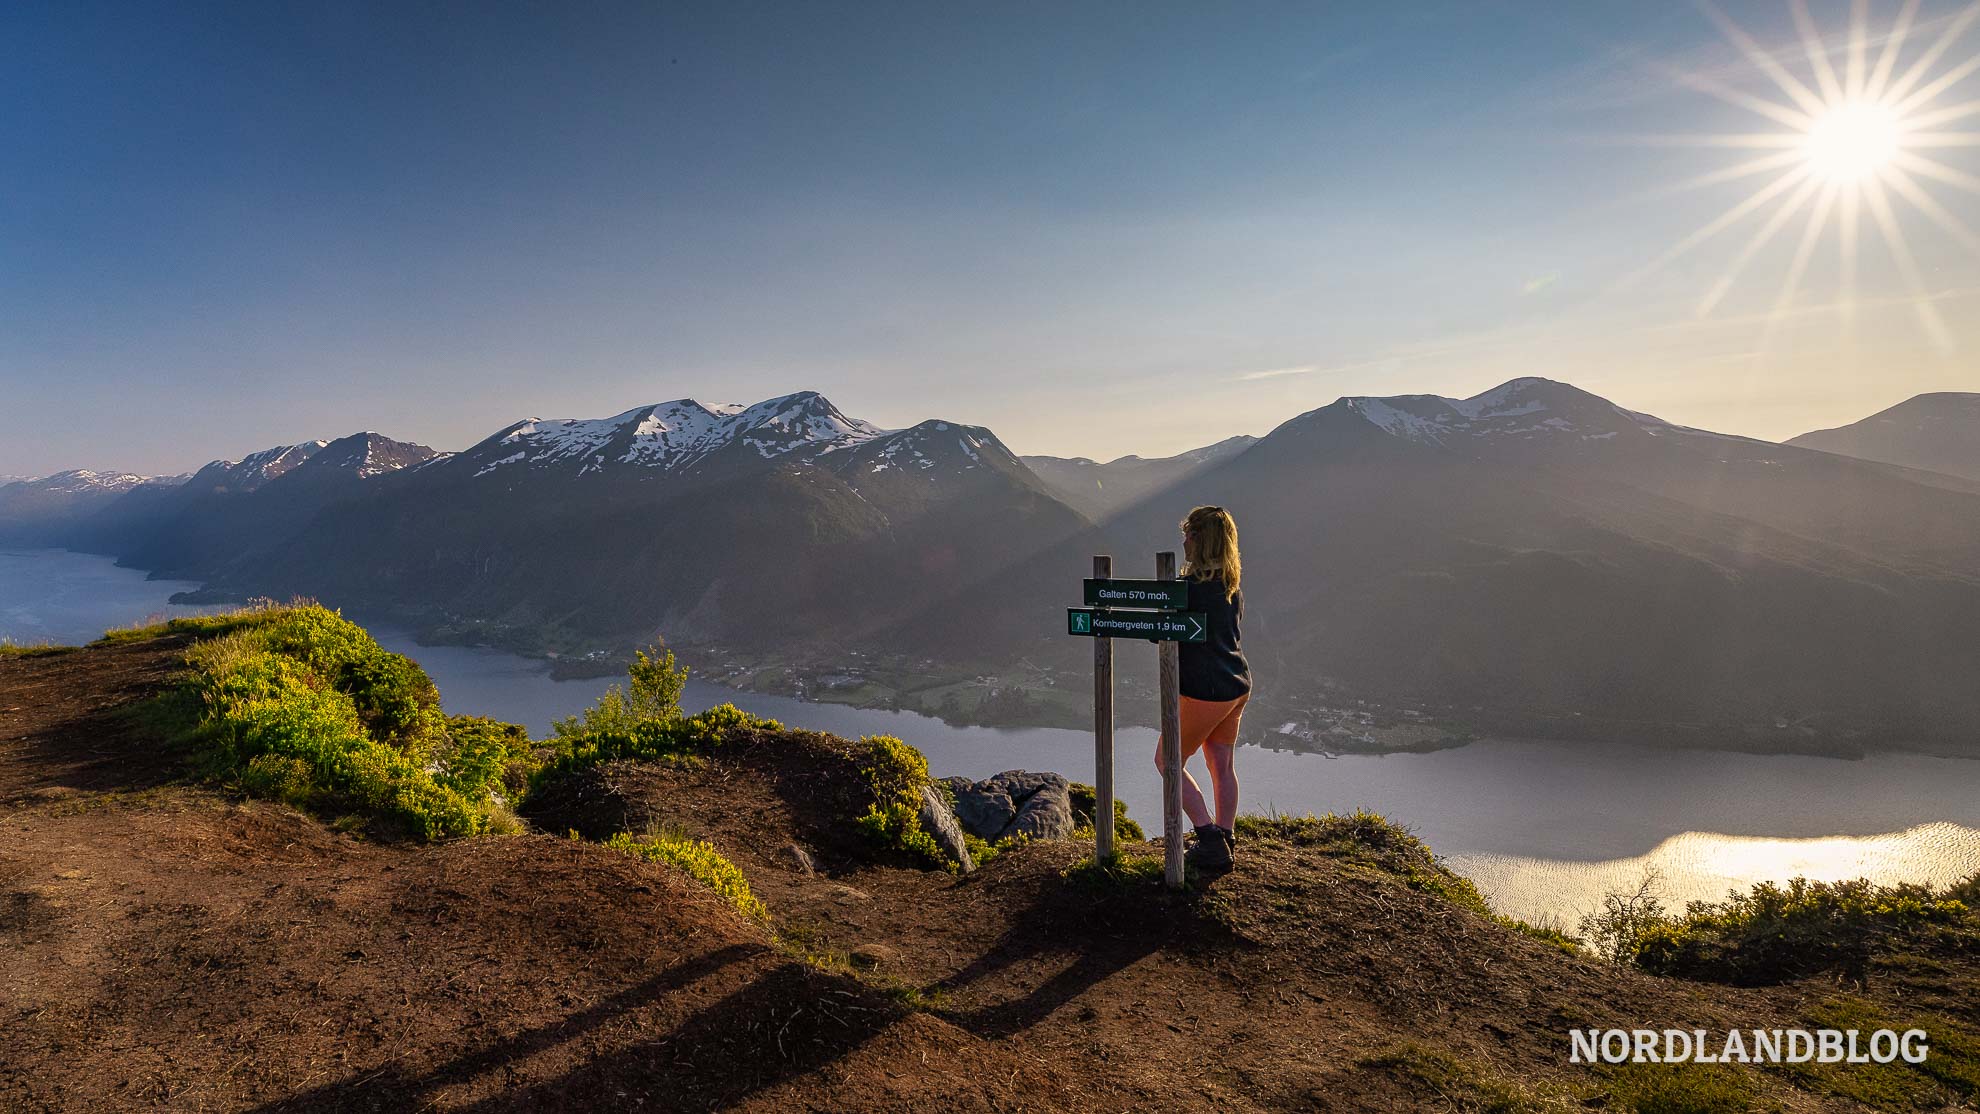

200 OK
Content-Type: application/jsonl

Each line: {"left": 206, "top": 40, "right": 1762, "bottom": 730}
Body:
{"left": 939, "top": 770, "right": 1076, "bottom": 843}
{"left": 918, "top": 784, "right": 975, "bottom": 872}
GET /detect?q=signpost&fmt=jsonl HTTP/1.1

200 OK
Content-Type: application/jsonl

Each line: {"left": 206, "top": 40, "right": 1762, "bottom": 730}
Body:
{"left": 1082, "top": 578, "right": 1190, "bottom": 610}
{"left": 1067, "top": 608, "right": 1205, "bottom": 642}
{"left": 1065, "top": 551, "right": 1191, "bottom": 890}
{"left": 1155, "top": 552, "right": 1184, "bottom": 890}
{"left": 1091, "top": 557, "right": 1115, "bottom": 859}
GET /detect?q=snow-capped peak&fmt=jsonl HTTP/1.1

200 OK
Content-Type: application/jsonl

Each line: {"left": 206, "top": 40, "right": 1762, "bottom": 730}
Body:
{"left": 469, "top": 392, "right": 889, "bottom": 477}
{"left": 1337, "top": 378, "right": 1707, "bottom": 448}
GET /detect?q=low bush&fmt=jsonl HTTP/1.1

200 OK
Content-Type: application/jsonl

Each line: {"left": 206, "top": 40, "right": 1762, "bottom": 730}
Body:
{"left": 165, "top": 603, "right": 535, "bottom": 839}
{"left": 604, "top": 830, "right": 769, "bottom": 922}
{"left": 532, "top": 703, "right": 776, "bottom": 783}
{"left": 1632, "top": 876, "right": 1972, "bottom": 985}
{"left": 851, "top": 734, "right": 953, "bottom": 870}
{"left": 1069, "top": 781, "right": 1145, "bottom": 841}
{"left": 550, "top": 643, "right": 689, "bottom": 740}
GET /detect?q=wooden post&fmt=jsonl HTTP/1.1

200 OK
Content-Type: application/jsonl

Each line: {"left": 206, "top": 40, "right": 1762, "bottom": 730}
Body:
{"left": 1092, "top": 555, "right": 1115, "bottom": 860}
{"left": 1157, "top": 550, "right": 1184, "bottom": 889}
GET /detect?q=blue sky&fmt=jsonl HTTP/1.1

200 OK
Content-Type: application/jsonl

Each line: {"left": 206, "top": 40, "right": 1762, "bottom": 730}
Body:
{"left": 3, "top": 1, "right": 1977, "bottom": 475}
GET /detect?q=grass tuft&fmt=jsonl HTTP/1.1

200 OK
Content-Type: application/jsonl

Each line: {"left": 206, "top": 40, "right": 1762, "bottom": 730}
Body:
{"left": 605, "top": 830, "right": 768, "bottom": 922}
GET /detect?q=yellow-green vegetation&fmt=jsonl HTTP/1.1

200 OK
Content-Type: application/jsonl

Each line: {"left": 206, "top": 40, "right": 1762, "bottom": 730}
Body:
{"left": 551, "top": 644, "right": 690, "bottom": 739}
{"left": 961, "top": 831, "right": 1025, "bottom": 868}
{"left": 154, "top": 602, "right": 538, "bottom": 839}
{"left": 1235, "top": 810, "right": 1580, "bottom": 953}
{"left": 604, "top": 830, "right": 768, "bottom": 922}
{"left": 1601, "top": 1060, "right": 1763, "bottom": 1114}
{"left": 531, "top": 641, "right": 778, "bottom": 783}
{"left": 1062, "top": 851, "right": 1165, "bottom": 889}
{"left": 95, "top": 608, "right": 274, "bottom": 644}
{"left": 1633, "top": 876, "right": 1973, "bottom": 985}
{"left": 0, "top": 640, "right": 75, "bottom": 658}
{"left": 535, "top": 703, "right": 776, "bottom": 781}
{"left": 1359, "top": 1042, "right": 1563, "bottom": 1113}
{"left": 1069, "top": 781, "right": 1145, "bottom": 841}
{"left": 1771, "top": 995, "right": 1980, "bottom": 1111}
{"left": 851, "top": 734, "right": 955, "bottom": 870}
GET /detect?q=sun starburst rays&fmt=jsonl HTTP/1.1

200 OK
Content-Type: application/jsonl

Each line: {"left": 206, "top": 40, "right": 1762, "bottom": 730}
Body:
{"left": 1631, "top": 1, "right": 1980, "bottom": 348}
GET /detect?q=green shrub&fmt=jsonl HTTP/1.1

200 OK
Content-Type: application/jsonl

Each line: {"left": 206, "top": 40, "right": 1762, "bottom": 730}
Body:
{"left": 1069, "top": 781, "right": 1145, "bottom": 841}
{"left": 606, "top": 831, "right": 768, "bottom": 922}
{"left": 851, "top": 734, "right": 952, "bottom": 870}
{"left": 1633, "top": 877, "right": 1971, "bottom": 985}
{"left": 533, "top": 702, "right": 777, "bottom": 783}
{"left": 239, "top": 754, "right": 314, "bottom": 805}
{"left": 440, "top": 715, "right": 539, "bottom": 797}
{"left": 166, "top": 603, "right": 529, "bottom": 839}
{"left": 551, "top": 643, "right": 689, "bottom": 740}
{"left": 1580, "top": 872, "right": 1669, "bottom": 967}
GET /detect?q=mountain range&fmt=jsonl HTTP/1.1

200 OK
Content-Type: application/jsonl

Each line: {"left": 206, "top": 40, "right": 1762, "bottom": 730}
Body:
{"left": 1022, "top": 436, "right": 1257, "bottom": 518}
{"left": 8, "top": 379, "right": 1980, "bottom": 753}
{"left": 1787, "top": 392, "right": 1980, "bottom": 483}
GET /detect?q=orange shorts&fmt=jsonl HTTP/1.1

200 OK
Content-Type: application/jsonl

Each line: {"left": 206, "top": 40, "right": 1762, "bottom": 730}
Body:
{"left": 1180, "top": 692, "right": 1248, "bottom": 756}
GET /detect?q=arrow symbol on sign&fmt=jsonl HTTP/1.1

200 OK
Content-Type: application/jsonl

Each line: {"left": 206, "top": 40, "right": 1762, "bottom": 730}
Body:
{"left": 1188, "top": 615, "right": 1204, "bottom": 640}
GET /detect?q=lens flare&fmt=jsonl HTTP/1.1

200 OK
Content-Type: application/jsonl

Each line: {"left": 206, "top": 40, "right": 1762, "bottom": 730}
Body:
{"left": 1620, "top": 1, "right": 1980, "bottom": 348}
{"left": 1802, "top": 100, "right": 1905, "bottom": 181}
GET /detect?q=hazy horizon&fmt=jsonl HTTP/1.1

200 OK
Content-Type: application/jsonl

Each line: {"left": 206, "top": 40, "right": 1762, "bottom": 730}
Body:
{"left": 5, "top": 1, "right": 1977, "bottom": 476}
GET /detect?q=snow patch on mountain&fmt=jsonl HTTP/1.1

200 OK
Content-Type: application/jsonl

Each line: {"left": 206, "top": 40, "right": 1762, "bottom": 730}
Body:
{"left": 1341, "top": 377, "right": 1739, "bottom": 448}
{"left": 472, "top": 391, "right": 888, "bottom": 477}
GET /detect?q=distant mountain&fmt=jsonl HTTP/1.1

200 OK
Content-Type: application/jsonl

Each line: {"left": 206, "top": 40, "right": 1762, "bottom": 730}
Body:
{"left": 1787, "top": 392, "right": 1980, "bottom": 482}
{"left": 0, "top": 470, "right": 185, "bottom": 545}
{"left": 77, "top": 433, "right": 438, "bottom": 577}
{"left": 200, "top": 393, "right": 1088, "bottom": 651}
{"left": 1023, "top": 435, "right": 1258, "bottom": 519}
{"left": 904, "top": 377, "right": 1980, "bottom": 753}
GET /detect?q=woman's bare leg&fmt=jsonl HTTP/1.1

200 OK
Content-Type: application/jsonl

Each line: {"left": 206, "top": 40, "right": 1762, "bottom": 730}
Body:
{"left": 1155, "top": 747, "right": 1214, "bottom": 830}
{"left": 1204, "top": 741, "right": 1238, "bottom": 830}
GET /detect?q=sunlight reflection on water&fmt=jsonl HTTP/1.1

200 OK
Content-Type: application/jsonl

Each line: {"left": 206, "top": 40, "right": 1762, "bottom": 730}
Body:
{"left": 1452, "top": 822, "right": 1980, "bottom": 924}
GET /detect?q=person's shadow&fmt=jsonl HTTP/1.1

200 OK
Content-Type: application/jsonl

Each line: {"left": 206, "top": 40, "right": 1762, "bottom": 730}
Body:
{"left": 931, "top": 858, "right": 1242, "bottom": 1038}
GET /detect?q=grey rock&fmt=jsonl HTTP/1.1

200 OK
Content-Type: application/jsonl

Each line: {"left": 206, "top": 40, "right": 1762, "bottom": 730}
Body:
{"left": 918, "top": 783, "right": 975, "bottom": 873}
{"left": 1006, "top": 777, "right": 1075, "bottom": 841}
{"left": 985, "top": 770, "right": 1064, "bottom": 799}
{"left": 940, "top": 774, "right": 1016, "bottom": 840}
{"left": 941, "top": 770, "right": 1075, "bottom": 843}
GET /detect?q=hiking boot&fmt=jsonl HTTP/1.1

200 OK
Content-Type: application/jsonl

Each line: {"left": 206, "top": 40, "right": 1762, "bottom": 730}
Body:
{"left": 1187, "top": 823, "right": 1233, "bottom": 870}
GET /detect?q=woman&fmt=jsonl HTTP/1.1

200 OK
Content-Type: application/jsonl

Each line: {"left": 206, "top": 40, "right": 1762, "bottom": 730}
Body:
{"left": 1157, "top": 504, "right": 1251, "bottom": 870}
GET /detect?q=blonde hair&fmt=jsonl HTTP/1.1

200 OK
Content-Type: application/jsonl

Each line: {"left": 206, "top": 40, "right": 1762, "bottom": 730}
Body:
{"left": 1180, "top": 505, "right": 1240, "bottom": 602}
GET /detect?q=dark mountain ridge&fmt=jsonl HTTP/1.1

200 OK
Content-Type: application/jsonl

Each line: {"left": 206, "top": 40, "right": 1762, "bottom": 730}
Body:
{"left": 185, "top": 393, "right": 1088, "bottom": 652}
{"left": 897, "top": 378, "right": 1980, "bottom": 753}
{"left": 1788, "top": 391, "right": 1980, "bottom": 482}
{"left": 1023, "top": 434, "right": 1258, "bottom": 519}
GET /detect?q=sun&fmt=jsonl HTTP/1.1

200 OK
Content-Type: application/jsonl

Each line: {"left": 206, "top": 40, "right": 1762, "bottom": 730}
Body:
{"left": 1624, "top": 1, "right": 1980, "bottom": 347}
{"left": 1802, "top": 100, "right": 1905, "bottom": 182}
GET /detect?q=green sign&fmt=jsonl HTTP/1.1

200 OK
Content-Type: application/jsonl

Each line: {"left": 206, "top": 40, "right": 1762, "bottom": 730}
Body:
{"left": 1067, "top": 607, "right": 1207, "bottom": 642}
{"left": 1082, "top": 578, "right": 1189, "bottom": 610}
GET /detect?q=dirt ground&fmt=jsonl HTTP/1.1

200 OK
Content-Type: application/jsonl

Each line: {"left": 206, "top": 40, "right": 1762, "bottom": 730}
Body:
{"left": 0, "top": 635, "right": 1951, "bottom": 1111}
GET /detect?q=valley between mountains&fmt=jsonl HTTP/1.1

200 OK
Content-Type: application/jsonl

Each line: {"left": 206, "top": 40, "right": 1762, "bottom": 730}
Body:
{"left": 6, "top": 380, "right": 1980, "bottom": 759}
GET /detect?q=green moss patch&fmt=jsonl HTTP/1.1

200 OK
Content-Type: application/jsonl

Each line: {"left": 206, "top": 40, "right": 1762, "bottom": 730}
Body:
{"left": 604, "top": 830, "right": 768, "bottom": 923}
